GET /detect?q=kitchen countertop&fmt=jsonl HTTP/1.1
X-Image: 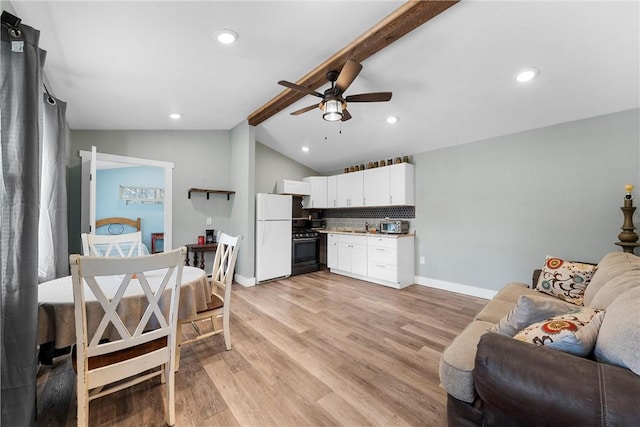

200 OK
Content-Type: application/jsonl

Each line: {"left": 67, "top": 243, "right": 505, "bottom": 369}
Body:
{"left": 315, "top": 229, "right": 414, "bottom": 238}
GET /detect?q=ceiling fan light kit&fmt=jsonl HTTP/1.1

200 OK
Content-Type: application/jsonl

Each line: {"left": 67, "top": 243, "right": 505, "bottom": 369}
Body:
{"left": 279, "top": 60, "right": 392, "bottom": 122}
{"left": 322, "top": 98, "right": 344, "bottom": 122}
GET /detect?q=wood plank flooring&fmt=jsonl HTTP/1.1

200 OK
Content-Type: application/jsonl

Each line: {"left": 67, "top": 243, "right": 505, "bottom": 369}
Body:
{"left": 36, "top": 270, "right": 487, "bottom": 426}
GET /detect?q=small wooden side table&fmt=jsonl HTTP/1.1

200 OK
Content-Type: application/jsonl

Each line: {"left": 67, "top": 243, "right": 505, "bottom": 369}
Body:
{"left": 151, "top": 232, "right": 164, "bottom": 254}
{"left": 185, "top": 243, "right": 218, "bottom": 270}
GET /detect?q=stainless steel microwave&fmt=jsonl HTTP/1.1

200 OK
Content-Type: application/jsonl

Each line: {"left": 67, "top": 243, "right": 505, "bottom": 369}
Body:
{"left": 379, "top": 220, "right": 409, "bottom": 234}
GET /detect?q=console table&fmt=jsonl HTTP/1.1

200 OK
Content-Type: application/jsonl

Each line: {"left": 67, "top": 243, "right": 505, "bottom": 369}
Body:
{"left": 185, "top": 243, "right": 218, "bottom": 270}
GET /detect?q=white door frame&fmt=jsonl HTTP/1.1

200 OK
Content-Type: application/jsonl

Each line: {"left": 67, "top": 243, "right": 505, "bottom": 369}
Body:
{"left": 80, "top": 149, "right": 174, "bottom": 251}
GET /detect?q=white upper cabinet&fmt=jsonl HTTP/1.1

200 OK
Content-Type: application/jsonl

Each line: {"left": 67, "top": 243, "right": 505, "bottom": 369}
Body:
{"left": 363, "top": 167, "right": 390, "bottom": 206}
{"left": 276, "top": 179, "right": 311, "bottom": 196}
{"left": 306, "top": 163, "right": 414, "bottom": 209}
{"left": 302, "top": 176, "right": 327, "bottom": 209}
{"left": 327, "top": 175, "right": 338, "bottom": 208}
{"left": 336, "top": 171, "right": 363, "bottom": 207}
{"left": 389, "top": 163, "right": 414, "bottom": 206}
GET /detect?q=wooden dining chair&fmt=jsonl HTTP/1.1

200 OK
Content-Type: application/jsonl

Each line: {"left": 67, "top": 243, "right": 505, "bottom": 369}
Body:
{"left": 81, "top": 231, "right": 145, "bottom": 257}
{"left": 70, "top": 247, "right": 186, "bottom": 426}
{"left": 176, "top": 233, "right": 241, "bottom": 367}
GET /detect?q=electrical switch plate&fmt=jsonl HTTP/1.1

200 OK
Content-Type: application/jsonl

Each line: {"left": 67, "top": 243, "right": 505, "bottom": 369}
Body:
{"left": 420, "top": 256, "right": 425, "bottom": 264}
{"left": 206, "top": 217, "right": 212, "bottom": 225}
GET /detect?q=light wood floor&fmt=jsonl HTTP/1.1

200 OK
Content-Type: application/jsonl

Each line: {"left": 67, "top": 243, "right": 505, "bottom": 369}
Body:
{"left": 36, "top": 270, "right": 487, "bottom": 426}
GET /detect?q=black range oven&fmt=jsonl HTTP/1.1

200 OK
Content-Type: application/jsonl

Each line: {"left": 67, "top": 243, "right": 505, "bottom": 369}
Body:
{"left": 291, "top": 219, "right": 320, "bottom": 276}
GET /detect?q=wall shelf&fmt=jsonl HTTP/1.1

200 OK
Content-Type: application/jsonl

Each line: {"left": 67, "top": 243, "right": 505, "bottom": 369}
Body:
{"left": 188, "top": 188, "right": 235, "bottom": 200}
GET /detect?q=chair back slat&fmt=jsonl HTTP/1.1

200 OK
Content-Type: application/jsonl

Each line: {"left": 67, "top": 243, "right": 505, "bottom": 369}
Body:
{"left": 81, "top": 232, "right": 145, "bottom": 257}
{"left": 211, "top": 233, "right": 241, "bottom": 292}
{"left": 71, "top": 249, "right": 186, "bottom": 359}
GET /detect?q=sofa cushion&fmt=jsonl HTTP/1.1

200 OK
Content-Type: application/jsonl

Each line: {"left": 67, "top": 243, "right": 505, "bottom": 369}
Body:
{"left": 439, "top": 320, "right": 494, "bottom": 403}
{"left": 589, "top": 270, "right": 640, "bottom": 309}
{"left": 595, "top": 287, "right": 640, "bottom": 375}
{"left": 474, "top": 298, "right": 514, "bottom": 323}
{"left": 535, "top": 256, "right": 596, "bottom": 306}
{"left": 492, "top": 282, "right": 540, "bottom": 304}
{"left": 514, "top": 307, "right": 603, "bottom": 356}
{"left": 490, "top": 294, "right": 577, "bottom": 337}
{"left": 584, "top": 252, "right": 640, "bottom": 307}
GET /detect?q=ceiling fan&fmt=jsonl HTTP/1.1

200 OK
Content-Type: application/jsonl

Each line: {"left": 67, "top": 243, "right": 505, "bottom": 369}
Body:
{"left": 278, "top": 60, "right": 392, "bottom": 122}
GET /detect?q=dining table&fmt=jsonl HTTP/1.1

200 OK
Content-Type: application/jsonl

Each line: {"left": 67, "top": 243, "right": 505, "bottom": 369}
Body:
{"left": 37, "top": 265, "right": 210, "bottom": 360}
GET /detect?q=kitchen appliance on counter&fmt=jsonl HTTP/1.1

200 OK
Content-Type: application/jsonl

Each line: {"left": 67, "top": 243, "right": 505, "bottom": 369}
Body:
{"left": 256, "top": 193, "right": 292, "bottom": 283}
{"left": 379, "top": 220, "right": 410, "bottom": 234}
{"left": 291, "top": 219, "right": 320, "bottom": 276}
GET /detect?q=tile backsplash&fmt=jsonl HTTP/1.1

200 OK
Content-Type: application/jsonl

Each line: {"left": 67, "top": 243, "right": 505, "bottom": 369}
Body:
{"left": 304, "top": 206, "right": 416, "bottom": 233}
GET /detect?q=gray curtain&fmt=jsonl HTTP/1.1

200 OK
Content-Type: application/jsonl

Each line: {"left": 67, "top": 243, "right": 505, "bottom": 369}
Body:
{"left": 39, "top": 94, "right": 68, "bottom": 282}
{"left": 1, "top": 20, "right": 45, "bottom": 426}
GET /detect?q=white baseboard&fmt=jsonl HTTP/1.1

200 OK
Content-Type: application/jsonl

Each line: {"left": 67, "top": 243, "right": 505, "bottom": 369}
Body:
{"left": 414, "top": 275, "right": 497, "bottom": 300}
{"left": 234, "top": 274, "right": 256, "bottom": 287}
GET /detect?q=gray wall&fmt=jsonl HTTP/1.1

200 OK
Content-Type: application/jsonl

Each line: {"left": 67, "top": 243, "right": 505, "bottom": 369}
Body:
{"left": 414, "top": 109, "right": 640, "bottom": 292}
{"left": 230, "top": 121, "right": 255, "bottom": 281}
{"left": 68, "top": 130, "right": 233, "bottom": 259}
{"left": 255, "top": 142, "right": 318, "bottom": 193}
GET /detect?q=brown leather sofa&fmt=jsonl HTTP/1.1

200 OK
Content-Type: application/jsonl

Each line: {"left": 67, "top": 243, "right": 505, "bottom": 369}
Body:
{"left": 440, "top": 252, "right": 640, "bottom": 426}
{"left": 447, "top": 332, "right": 640, "bottom": 426}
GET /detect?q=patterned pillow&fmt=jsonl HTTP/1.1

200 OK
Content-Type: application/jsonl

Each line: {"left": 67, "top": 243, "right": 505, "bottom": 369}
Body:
{"left": 535, "top": 256, "right": 597, "bottom": 305}
{"left": 514, "top": 307, "right": 604, "bottom": 356}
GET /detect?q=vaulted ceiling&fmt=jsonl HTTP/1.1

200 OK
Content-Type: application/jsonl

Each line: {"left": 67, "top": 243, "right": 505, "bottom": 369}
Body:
{"left": 9, "top": 1, "right": 639, "bottom": 173}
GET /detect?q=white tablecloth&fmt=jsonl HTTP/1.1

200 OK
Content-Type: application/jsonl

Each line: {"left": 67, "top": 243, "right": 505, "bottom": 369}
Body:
{"left": 38, "top": 266, "right": 209, "bottom": 349}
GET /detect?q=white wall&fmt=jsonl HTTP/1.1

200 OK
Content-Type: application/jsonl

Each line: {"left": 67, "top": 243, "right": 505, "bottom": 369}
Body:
{"left": 413, "top": 109, "right": 639, "bottom": 292}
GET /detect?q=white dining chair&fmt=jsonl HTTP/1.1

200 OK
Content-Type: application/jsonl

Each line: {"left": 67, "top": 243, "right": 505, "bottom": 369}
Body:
{"left": 81, "top": 231, "right": 145, "bottom": 257}
{"left": 176, "top": 233, "right": 241, "bottom": 367}
{"left": 70, "top": 246, "right": 186, "bottom": 426}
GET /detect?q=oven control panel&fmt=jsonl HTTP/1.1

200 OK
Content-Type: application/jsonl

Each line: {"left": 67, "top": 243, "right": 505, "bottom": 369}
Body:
{"left": 293, "top": 230, "right": 319, "bottom": 239}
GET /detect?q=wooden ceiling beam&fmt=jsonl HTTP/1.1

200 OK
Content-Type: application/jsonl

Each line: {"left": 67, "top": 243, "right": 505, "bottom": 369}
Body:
{"left": 247, "top": 0, "right": 459, "bottom": 126}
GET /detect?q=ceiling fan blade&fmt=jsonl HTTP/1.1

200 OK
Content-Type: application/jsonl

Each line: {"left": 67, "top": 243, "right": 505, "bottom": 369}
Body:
{"left": 341, "top": 109, "right": 352, "bottom": 122}
{"left": 335, "top": 60, "right": 363, "bottom": 94}
{"left": 278, "top": 81, "right": 324, "bottom": 98}
{"left": 345, "top": 92, "right": 393, "bottom": 103}
{"left": 291, "top": 103, "right": 320, "bottom": 115}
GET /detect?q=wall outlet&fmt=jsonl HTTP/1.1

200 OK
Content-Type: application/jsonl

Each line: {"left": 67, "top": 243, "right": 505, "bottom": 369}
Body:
{"left": 420, "top": 256, "right": 425, "bottom": 265}
{"left": 206, "top": 217, "right": 212, "bottom": 225}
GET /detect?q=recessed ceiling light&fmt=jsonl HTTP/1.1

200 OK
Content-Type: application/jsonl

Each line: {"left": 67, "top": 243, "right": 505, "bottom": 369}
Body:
{"left": 386, "top": 116, "right": 399, "bottom": 124}
{"left": 302, "top": 146, "right": 310, "bottom": 152}
{"left": 215, "top": 29, "right": 238, "bottom": 45}
{"left": 169, "top": 113, "right": 181, "bottom": 120}
{"left": 516, "top": 68, "right": 538, "bottom": 82}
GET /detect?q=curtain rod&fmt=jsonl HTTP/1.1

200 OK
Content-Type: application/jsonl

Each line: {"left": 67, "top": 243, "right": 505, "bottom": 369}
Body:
{"left": 1, "top": 11, "right": 22, "bottom": 37}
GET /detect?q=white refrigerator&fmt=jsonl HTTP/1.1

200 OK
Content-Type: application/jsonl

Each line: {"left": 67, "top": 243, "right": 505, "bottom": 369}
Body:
{"left": 255, "top": 193, "right": 292, "bottom": 283}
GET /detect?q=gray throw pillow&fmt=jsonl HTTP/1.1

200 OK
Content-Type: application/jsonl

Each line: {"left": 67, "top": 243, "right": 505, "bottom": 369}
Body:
{"left": 594, "top": 287, "right": 640, "bottom": 375}
{"left": 490, "top": 294, "right": 576, "bottom": 337}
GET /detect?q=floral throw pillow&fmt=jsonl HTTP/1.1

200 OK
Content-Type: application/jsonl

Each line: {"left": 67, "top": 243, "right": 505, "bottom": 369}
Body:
{"left": 535, "top": 256, "right": 596, "bottom": 306}
{"left": 514, "top": 307, "right": 604, "bottom": 356}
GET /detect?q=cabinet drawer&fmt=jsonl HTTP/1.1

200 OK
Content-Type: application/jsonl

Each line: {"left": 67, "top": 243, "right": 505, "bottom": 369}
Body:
{"left": 338, "top": 234, "right": 367, "bottom": 245}
{"left": 367, "top": 236, "right": 398, "bottom": 249}
{"left": 368, "top": 263, "right": 398, "bottom": 282}
{"left": 367, "top": 246, "right": 397, "bottom": 264}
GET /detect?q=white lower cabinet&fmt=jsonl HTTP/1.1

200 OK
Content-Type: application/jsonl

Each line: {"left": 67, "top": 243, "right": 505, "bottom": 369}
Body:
{"left": 367, "top": 235, "right": 414, "bottom": 287}
{"left": 336, "top": 235, "right": 367, "bottom": 276}
{"left": 328, "top": 233, "right": 414, "bottom": 288}
{"left": 327, "top": 233, "right": 338, "bottom": 269}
